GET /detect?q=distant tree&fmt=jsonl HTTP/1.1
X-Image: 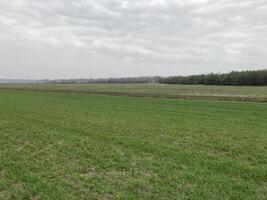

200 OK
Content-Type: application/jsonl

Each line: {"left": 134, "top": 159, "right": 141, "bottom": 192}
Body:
{"left": 159, "top": 69, "right": 267, "bottom": 86}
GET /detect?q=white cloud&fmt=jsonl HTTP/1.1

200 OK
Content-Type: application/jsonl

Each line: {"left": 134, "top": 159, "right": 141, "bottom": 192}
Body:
{"left": 0, "top": 0, "right": 266, "bottom": 79}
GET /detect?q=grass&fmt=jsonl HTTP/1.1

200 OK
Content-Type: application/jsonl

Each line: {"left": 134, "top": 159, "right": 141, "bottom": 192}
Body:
{"left": 0, "top": 83, "right": 267, "bottom": 101}
{"left": 0, "top": 90, "right": 266, "bottom": 199}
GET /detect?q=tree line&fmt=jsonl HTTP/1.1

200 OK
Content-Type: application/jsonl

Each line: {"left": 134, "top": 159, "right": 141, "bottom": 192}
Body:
{"left": 44, "top": 76, "right": 161, "bottom": 84}
{"left": 159, "top": 70, "right": 267, "bottom": 86}
{"left": 33, "top": 69, "right": 267, "bottom": 86}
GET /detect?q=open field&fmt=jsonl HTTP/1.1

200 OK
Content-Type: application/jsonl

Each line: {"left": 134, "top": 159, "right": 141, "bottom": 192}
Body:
{"left": 1, "top": 83, "right": 267, "bottom": 101}
{"left": 0, "top": 90, "right": 266, "bottom": 199}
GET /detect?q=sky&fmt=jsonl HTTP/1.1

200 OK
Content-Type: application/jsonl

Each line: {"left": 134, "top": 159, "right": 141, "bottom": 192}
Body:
{"left": 0, "top": 0, "right": 266, "bottom": 79}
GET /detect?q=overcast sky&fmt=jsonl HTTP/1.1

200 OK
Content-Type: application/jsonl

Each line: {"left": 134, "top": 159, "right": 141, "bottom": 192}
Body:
{"left": 0, "top": 0, "right": 266, "bottom": 79}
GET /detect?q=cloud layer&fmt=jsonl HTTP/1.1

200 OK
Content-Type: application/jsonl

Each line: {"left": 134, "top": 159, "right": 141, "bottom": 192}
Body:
{"left": 0, "top": 0, "right": 266, "bottom": 78}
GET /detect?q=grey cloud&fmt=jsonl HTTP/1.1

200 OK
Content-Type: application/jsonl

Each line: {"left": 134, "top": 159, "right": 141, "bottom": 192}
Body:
{"left": 0, "top": 0, "right": 266, "bottom": 79}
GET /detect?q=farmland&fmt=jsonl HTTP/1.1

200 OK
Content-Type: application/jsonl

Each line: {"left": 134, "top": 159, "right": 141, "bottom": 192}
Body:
{"left": 0, "top": 83, "right": 267, "bottom": 101}
{"left": 0, "top": 88, "right": 266, "bottom": 199}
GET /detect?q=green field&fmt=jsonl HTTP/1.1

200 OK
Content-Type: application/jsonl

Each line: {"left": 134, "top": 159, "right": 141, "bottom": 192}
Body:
{"left": 0, "top": 89, "right": 266, "bottom": 199}
{"left": 1, "top": 83, "right": 267, "bottom": 101}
